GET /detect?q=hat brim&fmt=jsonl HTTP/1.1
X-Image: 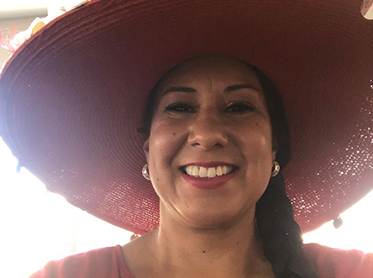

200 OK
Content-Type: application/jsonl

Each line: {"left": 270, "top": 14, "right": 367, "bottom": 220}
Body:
{"left": 1, "top": 0, "right": 372, "bottom": 233}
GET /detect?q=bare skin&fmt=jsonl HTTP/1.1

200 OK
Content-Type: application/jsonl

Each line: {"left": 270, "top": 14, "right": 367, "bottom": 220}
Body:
{"left": 122, "top": 56, "right": 277, "bottom": 278}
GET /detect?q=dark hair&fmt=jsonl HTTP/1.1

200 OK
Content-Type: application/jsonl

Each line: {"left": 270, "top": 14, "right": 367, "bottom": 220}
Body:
{"left": 139, "top": 58, "right": 318, "bottom": 278}
{"left": 252, "top": 65, "right": 317, "bottom": 278}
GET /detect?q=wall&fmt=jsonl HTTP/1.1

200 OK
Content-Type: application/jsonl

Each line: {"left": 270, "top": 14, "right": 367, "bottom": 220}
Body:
{"left": 0, "top": 17, "right": 36, "bottom": 66}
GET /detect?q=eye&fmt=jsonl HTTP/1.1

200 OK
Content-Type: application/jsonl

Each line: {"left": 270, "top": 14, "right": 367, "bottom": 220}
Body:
{"left": 165, "top": 102, "right": 195, "bottom": 113}
{"left": 225, "top": 101, "right": 255, "bottom": 113}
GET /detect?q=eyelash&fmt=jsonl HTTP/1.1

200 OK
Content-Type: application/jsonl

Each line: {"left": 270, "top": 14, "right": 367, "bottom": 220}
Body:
{"left": 165, "top": 102, "right": 195, "bottom": 113}
{"left": 226, "top": 101, "right": 255, "bottom": 113}
{"left": 164, "top": 101, "right": 255, "bottom": 113}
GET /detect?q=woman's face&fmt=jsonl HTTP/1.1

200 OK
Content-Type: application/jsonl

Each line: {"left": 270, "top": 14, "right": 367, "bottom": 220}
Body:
{"left": 144, "top": 56, "right": 276, "bottom": 228}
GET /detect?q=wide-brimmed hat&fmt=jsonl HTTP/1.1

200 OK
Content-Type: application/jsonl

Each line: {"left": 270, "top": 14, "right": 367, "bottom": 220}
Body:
{"left": 0, "top": 0, "right": 372, "bottom": 234}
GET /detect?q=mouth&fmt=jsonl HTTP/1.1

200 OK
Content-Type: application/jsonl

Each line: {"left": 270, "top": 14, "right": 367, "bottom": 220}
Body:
{"left": 179, "top": 163, "right": 239, "bottom": 179}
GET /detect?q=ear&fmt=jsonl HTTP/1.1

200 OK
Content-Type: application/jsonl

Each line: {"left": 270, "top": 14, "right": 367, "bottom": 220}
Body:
{"left": 272, "top": 138, "right": 278, "bottom": 161}
{"left": 143, "top": 137, "right": 150, "bottom": 162}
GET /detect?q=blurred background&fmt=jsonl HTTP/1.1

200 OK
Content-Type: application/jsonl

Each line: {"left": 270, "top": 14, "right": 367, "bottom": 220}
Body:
{"left": 0, "top": 1, "right": 372, "bottom": 277}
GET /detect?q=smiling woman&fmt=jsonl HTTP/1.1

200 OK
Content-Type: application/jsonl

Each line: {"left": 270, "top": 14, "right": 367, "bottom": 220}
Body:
{"left": 147, "top": 56, "right": 275, "bottom": 224}
{"left": 132, "top": 56, "right": 309, "bottom": 277}
{"left": 0, "top": 0, "right": 372, "bottom": 278}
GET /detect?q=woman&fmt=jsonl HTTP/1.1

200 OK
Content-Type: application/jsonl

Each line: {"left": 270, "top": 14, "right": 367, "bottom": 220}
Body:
{"left": 122, "top": 55, "right": 313, "bottom": 278}
{"left": 0, "top": 0, "right": 372, "bottom": 277}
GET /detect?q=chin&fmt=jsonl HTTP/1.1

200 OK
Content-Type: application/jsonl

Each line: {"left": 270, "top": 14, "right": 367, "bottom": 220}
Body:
{"left": 181, "top": 207, "right": 247, "bottom": 229}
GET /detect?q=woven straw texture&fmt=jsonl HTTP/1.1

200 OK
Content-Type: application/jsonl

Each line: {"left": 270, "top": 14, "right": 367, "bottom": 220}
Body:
{"left": 0, "top": 0, "right": 372, "bottom": 234}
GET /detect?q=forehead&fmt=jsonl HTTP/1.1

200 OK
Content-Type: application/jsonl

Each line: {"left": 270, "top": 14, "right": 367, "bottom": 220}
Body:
{"left": 157, "top": 56, "right": 262, "bottom": 91}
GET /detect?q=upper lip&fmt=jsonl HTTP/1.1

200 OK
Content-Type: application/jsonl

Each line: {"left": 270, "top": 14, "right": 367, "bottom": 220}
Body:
{"left": 180, "top": 162, "right": 238, "bottom": 168}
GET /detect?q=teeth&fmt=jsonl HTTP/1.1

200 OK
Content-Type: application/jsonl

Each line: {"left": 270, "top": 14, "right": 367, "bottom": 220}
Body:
{"left": 192, "top": 166, "right": 199, "bottom": 177}
{"left": 184, "top": 165, "right": 235, "bottom": 178}
{"left": 199, "top": 167, "right": 207, "bottom": 178}
{"left": 216, "top": 166, "right": 222, "bottom": 176}
{"left": 207, "top": 167, "right": 216, "bottom": 178}
{"left": 222, "top": 165, "right": 227, "bottom": 175}
{"left": 187, "top": 166, "right": 193, "bottom": 176}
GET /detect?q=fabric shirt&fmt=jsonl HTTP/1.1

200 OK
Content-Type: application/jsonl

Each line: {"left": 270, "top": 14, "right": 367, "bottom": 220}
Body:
{"left": 30, "top": 243, "right": 373, "bottom": 278}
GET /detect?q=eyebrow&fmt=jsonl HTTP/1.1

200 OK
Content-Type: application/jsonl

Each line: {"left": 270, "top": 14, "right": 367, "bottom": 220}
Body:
{"left": 164, "top": 86, "right": 197, "bottom": 94}
{"left": 224, "top": 84, "right": 260, "bottom": 93}
{"left": 163, "top": 84, "right": 260, "bottom": 95}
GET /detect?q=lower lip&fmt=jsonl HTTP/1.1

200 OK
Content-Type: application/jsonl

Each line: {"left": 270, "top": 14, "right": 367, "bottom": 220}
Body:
{"left": 181, "top": 170, "right": 238, "bottom": 189}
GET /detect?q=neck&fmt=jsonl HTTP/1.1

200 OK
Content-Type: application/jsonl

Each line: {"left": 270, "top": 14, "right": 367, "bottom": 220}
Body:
{"left": 145, "top": 207, "right": 274, "bottom": 278}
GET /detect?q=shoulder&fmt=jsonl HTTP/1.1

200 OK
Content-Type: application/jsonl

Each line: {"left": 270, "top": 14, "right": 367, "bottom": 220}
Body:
{"left": 29, "top": 245, "right": 130, "bottom": 278}
{"left": 303, "top": 243, "right": 373, "bottom": 278}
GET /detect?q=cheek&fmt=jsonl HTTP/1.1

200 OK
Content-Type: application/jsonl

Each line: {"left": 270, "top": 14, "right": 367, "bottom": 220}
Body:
{"left": 148, "top": 120, "right": 185, "bottom": 175}
{"left": 239, "top": 125, "right": 273, "bottom": 203}
{"left": 240, "top": 121, "right": 274, "bottom": 170}
{"left": 242, "top": 120, "right": 273, "bottom": 148}
{"left": 147, "top": 121, "right": 187, "bottom": 203}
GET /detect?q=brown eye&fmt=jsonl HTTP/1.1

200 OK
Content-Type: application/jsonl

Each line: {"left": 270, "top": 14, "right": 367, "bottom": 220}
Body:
{"left": 165, "top": 102, "right": 195, "bottom": 113}
{"left": 225, "top": 101, "right": 255, "bottom": 113}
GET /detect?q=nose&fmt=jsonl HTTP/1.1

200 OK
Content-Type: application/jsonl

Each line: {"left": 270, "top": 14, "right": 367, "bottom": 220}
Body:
{"left": 187, "top": 111, "right": 229, "bottom": 150}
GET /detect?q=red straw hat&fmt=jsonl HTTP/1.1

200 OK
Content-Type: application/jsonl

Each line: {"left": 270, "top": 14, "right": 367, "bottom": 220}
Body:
{"left": 0, "top": 0, "right": 372, "bottom": 234}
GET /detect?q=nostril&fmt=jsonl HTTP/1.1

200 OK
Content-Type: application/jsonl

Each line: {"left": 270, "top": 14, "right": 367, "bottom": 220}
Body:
{"left": 187, "top": 122, "right": 229, "bottom": 150}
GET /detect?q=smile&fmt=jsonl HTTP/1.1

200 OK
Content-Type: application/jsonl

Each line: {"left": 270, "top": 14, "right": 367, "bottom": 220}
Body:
{"left": 180, "top": 163, "right": 239, "bottom": 190}
{"left": 180, "top": 163, "right": 238, "bottom": 179}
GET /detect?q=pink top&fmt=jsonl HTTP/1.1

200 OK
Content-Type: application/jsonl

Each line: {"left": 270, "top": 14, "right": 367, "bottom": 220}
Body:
{"left": 30, "top": 244, "right": 373, "bottom": 278}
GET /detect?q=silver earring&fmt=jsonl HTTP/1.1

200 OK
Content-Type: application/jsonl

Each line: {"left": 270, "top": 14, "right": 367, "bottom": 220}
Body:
{"left": 142, "top": 164, "right": 151, "bottom": 180}
{"left": 271, "top": 161, "right": 280, "bottom": 177}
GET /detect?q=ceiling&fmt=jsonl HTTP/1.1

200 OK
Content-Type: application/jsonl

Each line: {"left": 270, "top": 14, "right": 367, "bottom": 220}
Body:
{"left": 0, "top": 1, "right": 48, "bottom": 19}
{"left": 1, "top": 1, "right": 372, "bottom": 20}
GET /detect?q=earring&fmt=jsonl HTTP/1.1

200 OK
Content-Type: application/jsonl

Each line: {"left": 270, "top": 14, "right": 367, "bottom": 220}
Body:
{"left": 142, "top": 164, "right": 151, "bottom": 180}
{"left": 271, "top": 161, "right": 280, "bottom": 177}
{"left": 130, "top": 233, "right": 141, "bottom": 241}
